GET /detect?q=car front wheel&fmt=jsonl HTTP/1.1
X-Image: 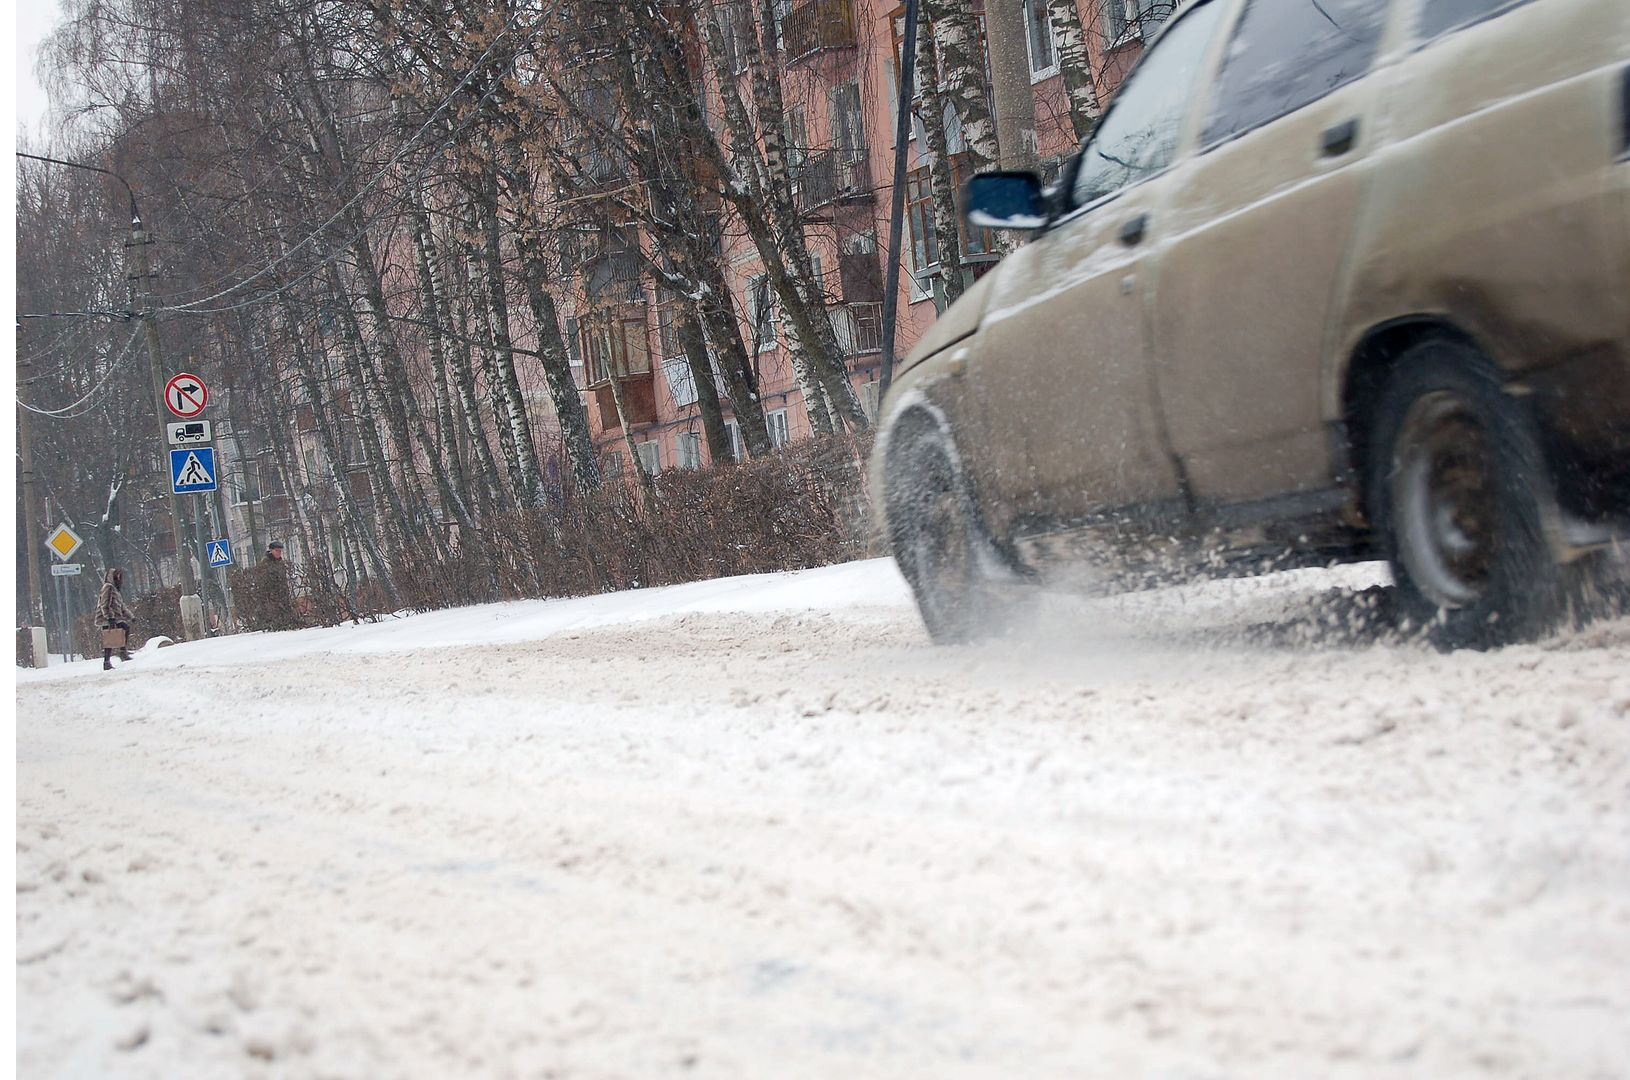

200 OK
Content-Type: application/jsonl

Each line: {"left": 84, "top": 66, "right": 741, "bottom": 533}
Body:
{"left": 887, "top": 428, "right": 1020, "bottom": 644}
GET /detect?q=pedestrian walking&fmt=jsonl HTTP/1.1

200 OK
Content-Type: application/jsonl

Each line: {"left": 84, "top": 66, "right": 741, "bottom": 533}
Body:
{"left": 96, "top": 567, "right": 135, "bottom": 670}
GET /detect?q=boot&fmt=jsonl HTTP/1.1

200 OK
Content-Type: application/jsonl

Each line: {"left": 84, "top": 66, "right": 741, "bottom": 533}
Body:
{"left": 118, "top": 647, "right": 132, "bottom": 662}
{"left": 103, "top": 650, "right": 114, "bottom": 671}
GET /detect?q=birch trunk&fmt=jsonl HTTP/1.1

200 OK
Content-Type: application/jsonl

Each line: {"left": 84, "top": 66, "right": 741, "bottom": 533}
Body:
{"left": 447, "top": 255, "right": 511, "bottom": 517}
{"left": 471, "top": 187, "right": 548, "bottom": 509}
{"left": 410, "top": 201, "right": 477, "bottom": 529}
{"left": 1047, "top": 0, "right": 1102, "bottom": 141}
{"left": 677, "top": 304, "right": 731, "bottom": 464}
{"left": 926, "top": 0, "right": 999, "bottom": 175}
{"left": 916, "top": 16, "right": 968, "bottom": 307}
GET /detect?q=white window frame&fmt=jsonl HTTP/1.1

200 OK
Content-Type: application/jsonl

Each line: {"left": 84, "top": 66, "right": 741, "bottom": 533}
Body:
{"left": 676, "top": 431, "right": 703, "bottom": 470}
{"left": 1025, "top": 0, "right": 1060, "bottom": 81}
{"left": 766, "top": 408, "right": 791, "bottom": 449}
{"left": 724, "top": 419, "right": 745, "bottom": 462}
{"left": 1104, "top": 0, "right": 1167, "bottom": 46}
{"left": 663, "top": 354, "right": 699, "bottom": 408}
{"left": 748, "top": 274, "right": 779, "bottom": 353}
{"left": 636, "top": 440, "right": 662, "bottom": 476}
{"left": 231, "top": 454, "right": 260, "bottom": 506}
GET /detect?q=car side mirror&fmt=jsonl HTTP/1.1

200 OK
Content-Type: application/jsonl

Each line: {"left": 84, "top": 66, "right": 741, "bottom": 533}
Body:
{"left": 965, "top": 171, "right": 1048, "bottom": 231}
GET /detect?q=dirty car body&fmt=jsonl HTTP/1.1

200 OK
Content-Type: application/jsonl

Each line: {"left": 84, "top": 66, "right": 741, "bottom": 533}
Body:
{"left": 873, "top": 0, "right": 1630, "bottom": 646}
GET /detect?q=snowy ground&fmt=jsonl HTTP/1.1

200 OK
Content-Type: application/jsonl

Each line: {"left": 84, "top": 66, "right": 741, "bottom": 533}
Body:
{"left": 16, "top": 558, "right": 1630, "bottom": 1078}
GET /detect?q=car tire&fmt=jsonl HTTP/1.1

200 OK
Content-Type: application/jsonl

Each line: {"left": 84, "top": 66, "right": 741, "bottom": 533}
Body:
{"left": 1366, "top": 338, "right": 1568, "bottom": 648}
{"left": 886, "top": 427, "right": 1020, "bottom": 644}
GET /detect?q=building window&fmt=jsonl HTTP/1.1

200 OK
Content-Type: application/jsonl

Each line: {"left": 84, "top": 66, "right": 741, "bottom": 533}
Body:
{"left": 258, "top": 451, "right": 285, "bottom": 497}
{"left": 664, "top": 355, "right": 700, "bottom": 408}
{"left": 1103, "top": 0, "right": 1173, "bottom": 44}
{"left": 748, "top": 274, "right": 779, "bottom": 352}
{"left": 828, "top": 81, "right": 865, "bottom": 153}
{"left": 581, "top": 312, "right": 654, "bottom": 384}
{"left": 785, "top": 104, "right": 809, "bottom": 175}
{"left": 767, "top": 408, "right": 791, "bottom": 448}
{"left": 906, "top": 159, "right": 998, "bottom": 298}
{"left": 602, "top": 451, "right": 625, "bottom": 478}
{"left": 564, "top": 315, "right": 584, "bottom": 384}
{"left": 636, "top": 441, "right": 662, "bottom": 476}
{"left": 906, "top": 169, "right": 938, "bottom": 277}
{"left": 655, "top": 298, "right": 683, "bottom": 361}
{"left": 676, "top": 432, "right": 703, "bottom": 469}
{"left": 1024, "top": 0, "right": 1059, "bottom": 79}
{"left": 341, "top": 422, "right": 364, "bottom": 467}
{"left": 725, "top": 419, "right": 745, "bottom": 461}
{"left": 235, "top": 457, "right": 261, "bottom": 504}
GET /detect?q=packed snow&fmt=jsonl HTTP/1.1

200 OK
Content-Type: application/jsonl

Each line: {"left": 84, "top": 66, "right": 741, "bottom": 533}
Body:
{"left": 16, "top": 558, "right": 1630, "bottom": 1077}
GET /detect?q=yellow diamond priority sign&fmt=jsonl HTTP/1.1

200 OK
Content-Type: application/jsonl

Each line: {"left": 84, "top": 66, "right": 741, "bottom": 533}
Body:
{"left": 46, "top": 523, "right": 83, "bottom": 562}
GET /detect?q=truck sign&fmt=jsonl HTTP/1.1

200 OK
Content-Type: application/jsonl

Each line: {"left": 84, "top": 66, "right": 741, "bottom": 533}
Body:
{"left": 167, "top": 420, "right": 213, "bottom": 446}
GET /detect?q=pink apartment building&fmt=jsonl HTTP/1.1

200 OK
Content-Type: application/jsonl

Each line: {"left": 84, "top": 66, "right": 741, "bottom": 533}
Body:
{"left": 570, "top": 0, "right": 1157, "bottom": 479}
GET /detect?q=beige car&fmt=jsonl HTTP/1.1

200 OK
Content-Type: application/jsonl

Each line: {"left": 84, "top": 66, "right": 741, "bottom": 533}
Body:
{"left": 873, "top": 0, "right": 1630, "bottom": 647}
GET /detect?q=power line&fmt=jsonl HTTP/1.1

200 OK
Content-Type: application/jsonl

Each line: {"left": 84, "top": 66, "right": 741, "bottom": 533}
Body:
{"left": 17, "top": 322, "right": 145, "bottom": 420}
{"left": 16, "top": 309, "right": 135, "bottom": 321}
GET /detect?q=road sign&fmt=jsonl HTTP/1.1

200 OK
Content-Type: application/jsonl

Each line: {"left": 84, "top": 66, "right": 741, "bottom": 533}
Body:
{"left": 164, "top": 372, "right": 209, "bottom": 419}
{"left": 46, "top": 523, "right": 83, "bottom": 561}
{"left": 170, "top": 447, "right": 219, "bottom": 494}
{"left": 167, "top": 419, "right": 213, "bottom": 446}
{"left": 50, "top": 563, "right": 83, "bottom": 577}
{"left": 206, "top": 538, "right": 233, "bottom": 568}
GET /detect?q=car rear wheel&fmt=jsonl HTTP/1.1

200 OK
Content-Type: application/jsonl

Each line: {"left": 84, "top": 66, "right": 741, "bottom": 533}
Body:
{"left": 1367, "top": 339, "right": 1567, "bottom": 648}
{"left": 887, "top": 429, "right": 1019, "bottom": 644}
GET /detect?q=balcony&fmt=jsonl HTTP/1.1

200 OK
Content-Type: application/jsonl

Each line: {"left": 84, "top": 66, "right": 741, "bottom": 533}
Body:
{"left": 791, "top": 147, "right": 873, "bottom": 214}
{"left": 831, "top": 302, "right": 883, "bottom": 358}
{"left": 592, "top": 377, "right": 657, "bottom": 430}
{"left": 783, "top": 0, "right": 857, "bottom": 63}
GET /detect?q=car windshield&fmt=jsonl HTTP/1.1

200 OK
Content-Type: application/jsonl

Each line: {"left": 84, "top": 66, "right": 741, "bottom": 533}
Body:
{"left": 1073, "top": 0, "right": 1228, "bottom": 206}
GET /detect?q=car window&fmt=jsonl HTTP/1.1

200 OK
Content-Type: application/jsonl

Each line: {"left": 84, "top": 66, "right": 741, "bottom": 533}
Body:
{"left": 1200, "top": 0, "right": 1387, "bottom": 148}
{"left": 1071, "top": 0, "right": 1227, "bottom": 208}
{"left": 1418, "top": 0, "right": 1530, "bottom": 41}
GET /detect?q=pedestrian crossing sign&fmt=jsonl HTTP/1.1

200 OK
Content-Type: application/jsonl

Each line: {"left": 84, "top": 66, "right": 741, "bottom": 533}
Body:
{"left": 206, "top": 538, "right": 233, "bottom": 568}
{"left": 169, "top": 447, "right": 218, "bottom": 494}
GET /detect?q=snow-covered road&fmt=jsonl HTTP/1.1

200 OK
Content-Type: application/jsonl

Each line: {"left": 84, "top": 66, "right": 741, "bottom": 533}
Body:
{"left": 16, "top": 559, "right": 1630, "bottom": 1078}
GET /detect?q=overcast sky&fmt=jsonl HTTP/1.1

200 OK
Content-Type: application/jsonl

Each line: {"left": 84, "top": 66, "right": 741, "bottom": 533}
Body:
{"left": 16, "top": 0, "right": 67, "bottom": 146}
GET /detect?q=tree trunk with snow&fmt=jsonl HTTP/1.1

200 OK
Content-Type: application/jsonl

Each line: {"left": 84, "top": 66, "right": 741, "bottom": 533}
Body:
{"left": 1048, "top": 0, "right": 1102, "bottom": 142}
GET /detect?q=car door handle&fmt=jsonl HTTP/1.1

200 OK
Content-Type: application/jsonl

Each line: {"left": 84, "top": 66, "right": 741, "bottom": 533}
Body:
{"left": 1320, "top": 118, "right": 1359, "bottom": 157}
{"left": 1119, "top": 213, "right": 1148, "bottom": 246}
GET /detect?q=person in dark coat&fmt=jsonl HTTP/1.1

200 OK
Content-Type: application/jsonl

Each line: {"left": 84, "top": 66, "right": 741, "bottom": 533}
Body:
{"left": 96, "top": 567, "right": 135, "bottom": 670}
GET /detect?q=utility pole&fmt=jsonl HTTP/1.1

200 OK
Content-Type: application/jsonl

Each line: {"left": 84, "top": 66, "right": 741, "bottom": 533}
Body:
{"left": 17, "top": 334, "right": 50, "bottom": 666}
{"left": 129, "top": 210, "right": 200, "bottom": 612}
{"left": 986, "top": 0, "right": 1040, "bottom": 172}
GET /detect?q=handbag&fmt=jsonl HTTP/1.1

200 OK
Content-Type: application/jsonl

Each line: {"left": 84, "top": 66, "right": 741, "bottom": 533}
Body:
{"left": 101, "top": 626, "right": 128, "bottom": 649}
